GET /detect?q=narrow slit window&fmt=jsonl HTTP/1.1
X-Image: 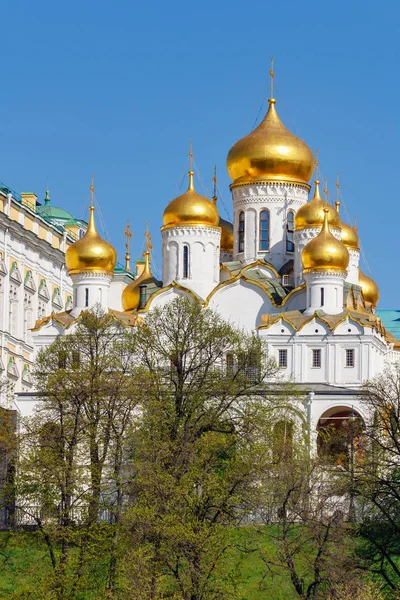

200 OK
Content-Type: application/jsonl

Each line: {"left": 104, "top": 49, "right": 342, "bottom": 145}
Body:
{"left": 183, "top": 246, "right": 189, "bottom": 279}
{"left": 312, "top": 349, "right": 321, "bottom": 368}
{"left": 85, "top": 288, "right": 89, "bottom": 307}
{"left": 346, "top": 349, "right": 355, "bottom": 368}
{"left": 286, "top": 211, "right": 295, "bottom": 252}
{"left": 238, "top": 212, "right": 245, "bottom": 253}
{"left": 259, "top": 210, "right": 270, "bottom": 251}
{"left": 320, "top": 287, "right": 325, "bottom": 307}
{"left": 278, "top": 349, "right": 287, "bottom": 368}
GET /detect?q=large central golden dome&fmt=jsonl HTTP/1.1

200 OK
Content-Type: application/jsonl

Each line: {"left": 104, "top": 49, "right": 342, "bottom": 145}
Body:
{"left": 163, "top": 171, "right": 219, "bottom": 228}
{"left": 302, "top": 209, "right": 349, "bottom": 273}
{"left": 66, "top": 206, "right": 117, "bottom": 275}
{"left": 226, "top": 98, "right": 314, "bottom": 186}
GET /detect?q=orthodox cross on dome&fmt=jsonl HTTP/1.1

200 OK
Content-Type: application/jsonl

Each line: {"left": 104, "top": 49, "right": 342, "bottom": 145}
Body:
{"left": 269, "top": 55, "right": 275, "bottom": 98}
{"left": 212, "top": 165, "right": 218, "bottom": 204}
{"left": 335, "top": 172, "right": 340, "bottom": 213}
{"left": 324, "top": 177, "right": 329, "bottom": 201}
{"left": 124, "top": 221, "right": 133, "bottom": 272}
{"left": 314, "top": 148, "right": 320, "bottom": 180}
{"left": 189, "top": 140, "right": 194, "bottom": 172}
{"left": 90, "top": 173, "right": 95, "bottom": 207}
{"left": 144, "top": 221, "right": 152, "bottom": 253}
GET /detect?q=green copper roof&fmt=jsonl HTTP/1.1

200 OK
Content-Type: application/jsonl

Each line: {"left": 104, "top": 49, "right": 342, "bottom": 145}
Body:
{"left": 377, "top": 310, "right": 400, "bottom": 339}
{"left": 37, "top": 205, "right": 74, "bottom": 220}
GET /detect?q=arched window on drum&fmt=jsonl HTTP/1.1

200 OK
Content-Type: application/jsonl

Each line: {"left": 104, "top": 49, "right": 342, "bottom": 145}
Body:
{"left": 259, "top": 210, "right": 270, "bottom": 251}
{"left": 238, "top": 211, "right": 245, "bottom": 253}
{"left": 183, "top": 245, "right": 189, "bottom": 279}
{"left": 286, "top": 210, "right": 295, "bottom": 253}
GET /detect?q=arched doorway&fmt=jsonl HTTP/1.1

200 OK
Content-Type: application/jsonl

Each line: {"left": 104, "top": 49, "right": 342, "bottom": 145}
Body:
{"left": 317, "top": 406, "right": 365, "bottom": 467}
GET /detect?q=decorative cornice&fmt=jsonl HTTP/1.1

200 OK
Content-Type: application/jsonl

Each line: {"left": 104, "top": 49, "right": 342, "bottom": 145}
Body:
{"left": 294, "top": 227, "right": 341, "bottom": 241}
{"left": 162, "top": 226, "right": 221, "bottom": 238}
{"left": 232, "top": 183, "right": 309, "bottom": 200}
{"left": 230, "top": 180, "right": 311, "bottom": 193}
{"left": 161, "top": 223, "right": 221, "bottom": 233}
{"left": 70, "top": 272, "right": 113, "bottom": 281}
{"left": 303, "top": 269, "right": 347, "bottom": 278}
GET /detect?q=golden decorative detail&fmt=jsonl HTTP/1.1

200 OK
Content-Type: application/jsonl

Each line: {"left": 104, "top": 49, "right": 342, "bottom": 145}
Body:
{"left": 358, "top": 268, "right": 380, "bottom": 307}
{"left": 65, "top": 180, "right": 117, "bottom": 275}
{"left": 302, "top": 209, "right": 349, "bottom": 273}
{"left": 295, "top": 180, "right": 341, "bottom": 231}
{"left": 163, "top": 145, "right": 220, "bottom": 228}
{"left": 226, "top": 97, "right": 314, "bottom": 186}
{"left": 124, "top": 221, "right": 133, "bottom": 272}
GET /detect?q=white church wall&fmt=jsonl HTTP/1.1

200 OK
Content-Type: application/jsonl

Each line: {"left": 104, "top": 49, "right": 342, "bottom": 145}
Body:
{"left": 207, "top": 280, "right": 274, "bottom": 331}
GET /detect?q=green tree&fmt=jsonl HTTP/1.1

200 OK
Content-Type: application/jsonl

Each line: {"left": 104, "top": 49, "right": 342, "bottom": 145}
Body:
{"left": 17, "top": 309, "right": 140, "bottom": 599}
{"left": 355, "top": 363, "right": 400, "bottom": 596}
{"left": 121, "top": 296, "right": 284, "bottom": 600}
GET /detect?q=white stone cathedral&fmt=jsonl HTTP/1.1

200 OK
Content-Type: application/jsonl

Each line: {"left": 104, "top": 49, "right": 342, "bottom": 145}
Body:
{"left": 13, "top": 87, "right": 399, "bottom": 455}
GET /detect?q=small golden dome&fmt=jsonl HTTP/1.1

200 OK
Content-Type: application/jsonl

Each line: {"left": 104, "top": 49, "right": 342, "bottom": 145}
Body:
{"left": 226, "top": 98, "right": 314, "bottom": 186}
{"left": 335, "top": 201, "right": 359, "bottom": 250}
{"left": 122, "top": 251, "right": 157, "bottom": 311}
{"left": 302, "top": 209, "right": 349, "bottom": 273}
{"left": 219, "top": 215, "right": 233, "bottom": 253}
{"left": 358, "top": 268, "right": 380, "bottom": 306}
{"left": 66, "top": 206, "right": 117, "bottom": 275}
{"left": 163, "top": 171, "right": 219, "bottom": 228}
{"left": 295, "top": 181, "right": 341, "bottom": 231}
{"left": 340, "top": 221, "right": 359, "bottom": 250}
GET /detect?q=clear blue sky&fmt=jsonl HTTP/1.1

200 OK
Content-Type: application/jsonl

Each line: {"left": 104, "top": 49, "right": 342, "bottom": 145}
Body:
{"left": 1, "top": 0, "right": 399, "bottom": 307}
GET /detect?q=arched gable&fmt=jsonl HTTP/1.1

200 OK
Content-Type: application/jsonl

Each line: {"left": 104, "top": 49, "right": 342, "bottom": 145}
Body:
{"left": 142, "top": 283, "right": 200, "bottom": 312}
{"left": 281, "top": 284, "right": 306, "bottom": 311}
{"left": 206, "top": 278, "right": 274, "bottom": 330}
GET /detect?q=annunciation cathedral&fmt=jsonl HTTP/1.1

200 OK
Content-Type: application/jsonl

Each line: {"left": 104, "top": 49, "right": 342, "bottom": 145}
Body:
{"left": 1, "top": 77, "right": 398, "bottom": 454}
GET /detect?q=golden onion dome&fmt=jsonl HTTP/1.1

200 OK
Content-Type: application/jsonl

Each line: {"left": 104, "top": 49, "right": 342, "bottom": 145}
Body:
{"left": 340, "top": 221, "right": 359, "bottom": 250}
{"left": 226, "top": 98, "right": 314, "bottom": 186}
{"left": 302, "top": 209, "right": 349, "bottom": 273}
{"left": 122, "top": 251, "right": 157, "bottom": 311}
{"left": 295, "top": 181, "right": 341, "bottom": 231}
{"left": 358, "top": 268, "right": 380, "bottom": 306}
{"left": 217, "top": 205, "right": 233, "bottom": 253}
{"left": 163, "top": 171, "right": 219, "bottom": 228}
{"left": 334, "top": 202, "right": 359, "bottom": 250}
{"left": 65, "top": 206, "right": 117, "bottom": 275}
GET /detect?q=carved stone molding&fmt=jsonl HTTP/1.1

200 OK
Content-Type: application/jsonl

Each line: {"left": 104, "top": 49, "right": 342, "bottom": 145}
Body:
{"left": 304, "top": 270, "right": 347, "bottom": 279}
{"left": 294, "top": 227, "right": 341, "bottom": 241}
{"left": 232, "top": 183, "right": 309, "bottom": 200}
{"left": 163, "top": 227, "right": 221, "bottom": 238}
{"left": 71, "top": 272, "right": 113, "bottom": 281}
